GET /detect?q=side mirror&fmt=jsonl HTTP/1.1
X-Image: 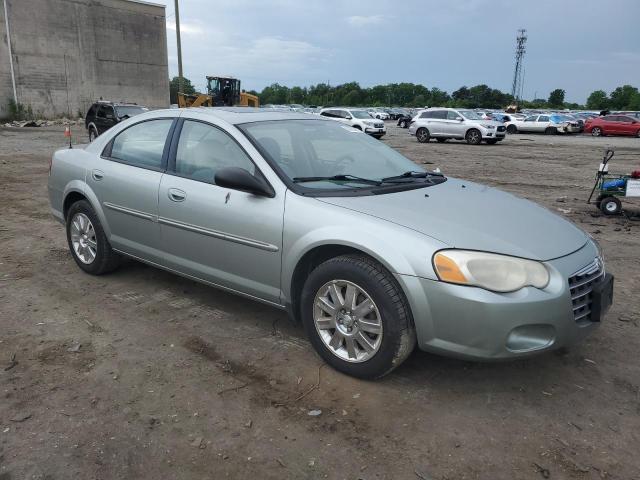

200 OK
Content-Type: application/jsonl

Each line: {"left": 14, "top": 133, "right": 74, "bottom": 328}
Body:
{"left": 344, "top": 115, "right": 352, "bottom": 120}
{"left": 214, "top": 167, "right": 274, "bottom": 197}
{"left": 456, "top": 117, "right": 464, "bottom": 122}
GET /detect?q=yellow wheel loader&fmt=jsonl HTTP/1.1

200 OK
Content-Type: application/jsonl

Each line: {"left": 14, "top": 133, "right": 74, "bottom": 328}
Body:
{"left": 178, "top": 76, "right": 259, "bottom": 108}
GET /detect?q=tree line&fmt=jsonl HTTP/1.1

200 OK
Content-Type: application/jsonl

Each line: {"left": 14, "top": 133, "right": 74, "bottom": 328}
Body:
{"left": 169, "top": 76, "right": 640, "bottom": 111}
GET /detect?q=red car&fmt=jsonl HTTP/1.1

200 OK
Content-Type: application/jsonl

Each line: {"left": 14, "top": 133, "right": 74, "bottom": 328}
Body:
{"left": 584, "top": 115, "right": 640, "bottom": 137}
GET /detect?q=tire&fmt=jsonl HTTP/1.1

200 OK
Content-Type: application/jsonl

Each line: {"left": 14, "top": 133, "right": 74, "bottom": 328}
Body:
{"left": 591, "top": 127, "right": 603, "bottom": 137}
{"left": 465, "top": 129, "right": 482, "bottom": 145}
{"left": 599, "top": 196, "right": 622, "bottom": 216}
{"left": 545, "top": 127, "right": 557, "bottom": 135}
{"left": 416, "top": 128, "right": 430, "bottom": 143}
{"left": 66, "top": 200, "right": 121, "bottom": 275}
{"left": 506, "top": 124, "right": 517, "bottom": 134}
{"left": 486, "top": 139, "right": 498, "bottom": 145}
{"left": 88, "top": 126, "right": 98, "bottom": 142}
{"left": 300, "top": 254, "right": 416, "bottom": 379}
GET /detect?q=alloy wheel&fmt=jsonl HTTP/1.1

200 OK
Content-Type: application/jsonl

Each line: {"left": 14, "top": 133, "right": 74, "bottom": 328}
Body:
{"left": 313, "top": 280, "right": 383, "bottom": 363}
{"left": 70, "top": 213, "right": 97, "bottom": 264}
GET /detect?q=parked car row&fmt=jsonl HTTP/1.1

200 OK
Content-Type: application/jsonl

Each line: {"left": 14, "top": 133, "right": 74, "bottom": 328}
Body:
{"left": 319, "top": 107, "right": 387, "bottom": 138}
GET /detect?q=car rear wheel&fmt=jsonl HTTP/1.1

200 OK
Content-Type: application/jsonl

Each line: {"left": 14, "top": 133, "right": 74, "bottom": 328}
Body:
{"left": 300, "top": 254, "right": 416, "bottom": 379}
{"left": 506, "top": 124, "right": 517, "bottom": 134}
{"left": 66, "top": 200, "right": 121, "bottom": 275}
{"left": 599, "top": 196, "right": 622, "bottom": 216}
{"left": 545, "top": 126, "right": 557, "bottom": 135}
{"left": 465, "top": 129, "right": 482, "bottom": 145}
{"left": 416, "top": 128, "right": 430, "bottom": 143}
{"left": 88, "top": 126, "right": 98, "bottom": 142}
{"left": 591, "top": 127, "right": 603, "bottom": 136}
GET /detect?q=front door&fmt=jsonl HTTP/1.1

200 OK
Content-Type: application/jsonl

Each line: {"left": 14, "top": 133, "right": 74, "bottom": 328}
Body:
{"left": 86, "top": 117, "right": 175, "bottom": 262}
{"left": 158, "top": 119, "right": 284, "bottom": 304}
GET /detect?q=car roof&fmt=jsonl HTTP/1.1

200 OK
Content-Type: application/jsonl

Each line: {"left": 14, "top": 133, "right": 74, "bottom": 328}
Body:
{"left": 177, "top": 107, "right": 317, "bottom": 124}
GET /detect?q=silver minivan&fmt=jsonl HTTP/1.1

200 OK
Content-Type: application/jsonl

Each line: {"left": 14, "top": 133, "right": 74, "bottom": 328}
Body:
{"left": 48, "top": 108, "right": 613, "bottom": 379}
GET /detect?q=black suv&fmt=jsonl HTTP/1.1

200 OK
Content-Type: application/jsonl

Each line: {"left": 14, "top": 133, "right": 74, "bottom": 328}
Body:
{"left": 85, "top": 101, "right": 149, "bottom": 141}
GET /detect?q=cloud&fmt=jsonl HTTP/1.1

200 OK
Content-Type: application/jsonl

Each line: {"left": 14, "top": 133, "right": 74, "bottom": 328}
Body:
{"left": 346, "top": 15, "right": 384, "bottom": 27}
{"left": 166, "top": 20, "right": 205, "bottom": 37}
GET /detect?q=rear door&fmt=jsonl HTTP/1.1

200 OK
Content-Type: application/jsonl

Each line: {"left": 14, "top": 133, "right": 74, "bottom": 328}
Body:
{"left": 96, "top": 105, "right": 116, "bottom": 134}
{"left": 157, "top": 118, "right": 285, "bottom": 304}
{"left": 428, "top": 110, "right": 448, "bottom": 136}
{"left": 618, "top": 116, "right": 637, "bottom": 135}
{"left": 87, "top": 117, "right": 176, "bottom": 262}
{"left": 521, "top": 115, "right": 538, "bottom": 132}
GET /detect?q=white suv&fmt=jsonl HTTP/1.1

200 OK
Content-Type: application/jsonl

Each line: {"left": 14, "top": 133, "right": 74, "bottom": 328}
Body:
{"left": 408, "top": 108, "right": 505, "bottom": 145}
{"left": 320, "top": 108, "right": 386, "bottom": 138}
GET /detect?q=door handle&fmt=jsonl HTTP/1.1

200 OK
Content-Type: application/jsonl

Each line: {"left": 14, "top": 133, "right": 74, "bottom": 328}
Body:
{"left": 92, "top": 169, "right": 104, "bottom": 181}
{"left": 168, "top": 188, "right": 186, "bottom": 202}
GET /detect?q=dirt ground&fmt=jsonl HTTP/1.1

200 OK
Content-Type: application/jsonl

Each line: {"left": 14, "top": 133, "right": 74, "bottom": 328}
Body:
{"left": 1, "top": 124, "right": 639, "bottom": 480}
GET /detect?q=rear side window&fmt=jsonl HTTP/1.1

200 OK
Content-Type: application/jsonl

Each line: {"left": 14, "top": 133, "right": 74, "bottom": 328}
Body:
{"left": 109, "top": 119, "right": 173, "bottom": 170}
{"left": 321, "top": 110, "right": 338, "bottom": 118}
{"left": 174, "top": 120, "right": 255, "bottom": 183}
{"left": 419, "top": 111, "right": 432, "bottom": 118}
{"left": 539, "top": 115, "right": 550, "bottom": 122}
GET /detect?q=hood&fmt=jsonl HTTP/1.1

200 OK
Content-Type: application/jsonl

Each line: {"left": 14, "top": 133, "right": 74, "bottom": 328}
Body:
{"left": 318, "top": 178, "right": 587, "bottom": 261}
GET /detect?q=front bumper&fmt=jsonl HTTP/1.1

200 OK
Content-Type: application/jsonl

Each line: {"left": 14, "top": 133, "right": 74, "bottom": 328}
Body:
{"left": 365, "top": 127, "right": 386, "bottom": 137}
{"left": 481, "top": 128, "right": 506, "bottom": 140}
{"left": 396, "top": 241, "right": 608, "bottom": 360}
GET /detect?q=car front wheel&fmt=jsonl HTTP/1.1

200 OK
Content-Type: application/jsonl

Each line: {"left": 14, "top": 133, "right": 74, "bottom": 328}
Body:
{"left": 591, "top": 127, "right": 603, "bottom": 136}
{"left": 506, "top": 124, "right": 517, "bottom": 134}
{"left": 465, "top": 128, "right": 482, "bottom": 145}
{"left": 300, "top": 254, "right": 416, "bottom": 379}
{"left": 416, "top": 127, "right": 430, "bottom": 143}
{"left": 66, "top": 200, "right": 121, "bottom": 275}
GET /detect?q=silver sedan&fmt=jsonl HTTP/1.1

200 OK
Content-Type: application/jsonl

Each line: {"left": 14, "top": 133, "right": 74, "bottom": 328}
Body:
{"left": 48, "top": 108, "right": 614, "bottom": 379}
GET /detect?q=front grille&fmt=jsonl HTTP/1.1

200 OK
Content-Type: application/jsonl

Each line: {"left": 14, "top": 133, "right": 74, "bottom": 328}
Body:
{"left": 375, "top": 123, "right": 383, "bottom": 128}
{"left": 497, "top": 125, "right": 506, "bottom": 132}
{"left": 568, "top": 258, "right": 604, "bottom": 324}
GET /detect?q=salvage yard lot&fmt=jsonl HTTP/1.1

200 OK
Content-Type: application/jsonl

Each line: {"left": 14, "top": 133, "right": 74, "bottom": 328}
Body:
{"left": 1, "top": 125, "right": 639, "bottom": 479}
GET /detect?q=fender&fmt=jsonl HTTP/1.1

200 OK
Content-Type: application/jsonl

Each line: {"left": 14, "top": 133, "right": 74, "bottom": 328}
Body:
{"left": 76, "top": 182, "right": 112, "bottom": 239}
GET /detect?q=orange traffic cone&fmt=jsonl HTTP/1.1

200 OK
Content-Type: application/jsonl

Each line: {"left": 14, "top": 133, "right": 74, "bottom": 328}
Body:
{"left": 64, "top": 126, "right": 72, "bottom": 148}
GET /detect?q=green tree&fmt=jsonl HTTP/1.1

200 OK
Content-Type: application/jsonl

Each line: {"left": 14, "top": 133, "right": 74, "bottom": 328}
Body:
{"left": 169, "top": 76, "right": 196, "bottom": 104}
{"left": 627, "top": 92, "right": 640, "bottom": 110}
{"left": 547, "top": 89, "right": 565, "bottom": 108}
{"left": 610, "top": 85, "right": 639, "bottom": 109}
{"left": 586, "top": 90, "right": 609, "bottom": 110}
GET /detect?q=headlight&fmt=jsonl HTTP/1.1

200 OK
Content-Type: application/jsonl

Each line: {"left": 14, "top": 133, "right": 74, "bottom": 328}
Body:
{"left": 481, "top": 124, "right": 495, "bottom": 129}
{"left": 433, "top": 250, "right": 549, "bottom": 292}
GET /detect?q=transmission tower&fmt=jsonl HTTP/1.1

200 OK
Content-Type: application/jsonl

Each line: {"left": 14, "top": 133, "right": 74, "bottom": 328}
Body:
{"left": 510, "top": 29, "right": 527, "bottom": 104}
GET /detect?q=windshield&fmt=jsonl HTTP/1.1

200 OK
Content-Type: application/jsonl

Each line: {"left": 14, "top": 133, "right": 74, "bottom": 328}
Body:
{"left": 351, "top": 110, "right": 372, "bottom": 119}
{"left": 239, "top": 120, "right": 433, "bottom": 191}
{"left": 457, "top": 110, "right": 483, "bottom": 120}
{"left": 116, "top": 106, "right": 148, "bottom": 118}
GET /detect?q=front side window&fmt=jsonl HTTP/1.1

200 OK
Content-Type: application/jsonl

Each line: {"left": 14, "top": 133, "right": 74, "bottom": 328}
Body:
{"left": 431, "top": 110, "right": 447, "bottom": 119}
{"left": 458, "top": 110, "right": 482, "bottom": 120}
{"left": 239, "top": 120, "right": 443, "bottom": 193}
{"left": 351, "top": 110, "right": 371, "bottom": 119}
{"left": 447, "top": 111, "right": 461, "bottom": 120}
{"left": 109, "top": 119, "right": 173, "bottom": 170}
{"left": 525, "top": 115, "right": 537, "bottom": 122}
{"left": 174, "top": 120, "right": 255, "bottom": 183}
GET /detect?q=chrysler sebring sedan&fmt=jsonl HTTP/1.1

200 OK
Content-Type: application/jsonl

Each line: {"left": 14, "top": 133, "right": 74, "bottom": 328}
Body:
{"left": 48, "top": 108, "right": 614, "bottom": 379}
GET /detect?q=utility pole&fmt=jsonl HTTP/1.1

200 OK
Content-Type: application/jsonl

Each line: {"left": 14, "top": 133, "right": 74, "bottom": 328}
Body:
{"left": 174, "top": 0, "right": 183, "bottom": 94}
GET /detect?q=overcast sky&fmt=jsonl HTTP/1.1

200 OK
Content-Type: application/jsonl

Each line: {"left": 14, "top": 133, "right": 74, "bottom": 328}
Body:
{"left": 158, "top": 0, "right": 640, "bottom": 103}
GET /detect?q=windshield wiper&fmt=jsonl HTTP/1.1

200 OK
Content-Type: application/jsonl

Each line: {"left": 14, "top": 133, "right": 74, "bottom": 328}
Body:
{"left": 293, "top": 174, "right": 381, "bottom": 186}
{"left": 380, "top": 170, "right": 444, "bottom": 183}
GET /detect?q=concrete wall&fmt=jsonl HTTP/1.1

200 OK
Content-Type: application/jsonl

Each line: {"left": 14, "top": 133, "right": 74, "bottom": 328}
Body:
{"left": 0, "top": 0, "right": 169, "bottom": 119}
